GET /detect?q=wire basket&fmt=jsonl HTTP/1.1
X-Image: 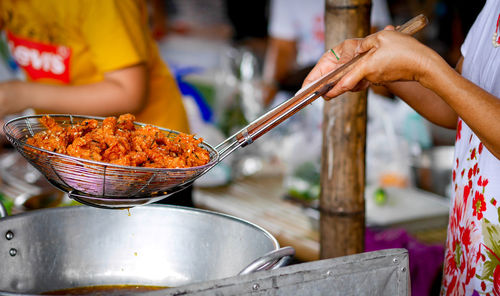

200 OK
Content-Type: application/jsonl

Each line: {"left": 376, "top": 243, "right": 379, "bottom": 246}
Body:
{"left": 3, "top": 115, "right": 219, "bottom": 208}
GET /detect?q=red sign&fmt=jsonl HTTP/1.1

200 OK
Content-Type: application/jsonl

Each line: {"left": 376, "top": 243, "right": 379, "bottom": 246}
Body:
{"left": 7, "top": 31, "right": 71, "bottom": 83}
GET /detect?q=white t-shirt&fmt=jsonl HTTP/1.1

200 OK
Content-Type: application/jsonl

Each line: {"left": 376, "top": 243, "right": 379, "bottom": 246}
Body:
{"left": 268, "top": 0, "right": 392, "bottom": 67}
{"left": 441, "top": 0, "right": 500, "bottom": 294}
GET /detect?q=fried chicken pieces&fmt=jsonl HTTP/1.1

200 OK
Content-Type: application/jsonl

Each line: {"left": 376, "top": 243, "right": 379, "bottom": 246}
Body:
{"left": 26, "top": 114, "right": 211, "bottom": 168}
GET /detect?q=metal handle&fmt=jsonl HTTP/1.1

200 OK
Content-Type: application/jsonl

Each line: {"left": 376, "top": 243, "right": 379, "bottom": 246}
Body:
{"left": 238, "top": 246, "right": 295, "bottom": 275}
{"left": 234, "top": 14, "right": 428, "bottom": 146}
{"left": 0, "top": 201, "right": 7, "bottom": 218}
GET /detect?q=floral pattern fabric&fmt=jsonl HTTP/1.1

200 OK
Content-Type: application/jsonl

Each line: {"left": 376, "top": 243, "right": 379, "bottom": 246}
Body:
{"left": 441, "top": 1, "right": 500, "bottom": 295}
{"left": 442, "top": 120, "right": 500, "bottom": 295}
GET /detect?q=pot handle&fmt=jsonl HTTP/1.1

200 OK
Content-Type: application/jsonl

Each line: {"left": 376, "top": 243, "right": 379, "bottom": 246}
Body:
{"left": 238, "top": 246, "right": 295, "bottom": 275}
{"left": 0, "top": 202, "right": 7, "bottom": 219}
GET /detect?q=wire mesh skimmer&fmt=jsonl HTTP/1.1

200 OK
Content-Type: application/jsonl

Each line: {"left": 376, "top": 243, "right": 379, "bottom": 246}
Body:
{"left": 3, "top": 15, "right": 427, "bottom": 209}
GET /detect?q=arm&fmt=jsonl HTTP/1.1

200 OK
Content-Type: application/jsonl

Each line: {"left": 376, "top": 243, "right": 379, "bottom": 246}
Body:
{"left": 303, "top": 30, "right": 500, "bottom": 159}
{"left": 384, "top": 80, "right": 458, "bottom": 129}
{"left": 0, "top": 63, "right": 148, "bottom": 117}
{"left": 262, "top": 37, "right": 297, "bottom": 106}
{"left": 381, "top": 57, "right": 465, "bottom": 129}
{"left": 417, "top": 55, "right": 500, "bottom": 159}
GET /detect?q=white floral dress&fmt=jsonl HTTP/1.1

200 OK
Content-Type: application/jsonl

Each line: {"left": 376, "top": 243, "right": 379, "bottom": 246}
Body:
{"left": 441, "top": 0, "right": 500, "bottom": 295}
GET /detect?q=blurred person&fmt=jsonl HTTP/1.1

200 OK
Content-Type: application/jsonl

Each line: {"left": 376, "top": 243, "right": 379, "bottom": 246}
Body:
{"left": 0, "top": 0, "right": 193, "bottom": 206}
{"left": 262, "top": 0, "right": 392, "bottom": 106}
{"left": 0, "top": 0, "right": 188, "bottom": 131}
{"left": 226, "top": 0, "right": 269, "bottom": 61}
{"left": 260, "top": 0, "right": 402, "bottom": 201}
{"left": 303, "top": 0, "right": 500, "bottom": 293}
{"left": 149, "top": 0, "right": 233, "bottom": 41}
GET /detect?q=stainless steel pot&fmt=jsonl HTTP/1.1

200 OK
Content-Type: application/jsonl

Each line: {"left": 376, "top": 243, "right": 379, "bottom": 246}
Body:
{"left": 0, "top": 205, "right": 294, "bottom": 295}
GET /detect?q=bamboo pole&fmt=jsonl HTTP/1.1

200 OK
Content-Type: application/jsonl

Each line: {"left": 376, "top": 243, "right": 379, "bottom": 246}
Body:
{"left": 320, "top": 0, "right": 371, "bottom": 259}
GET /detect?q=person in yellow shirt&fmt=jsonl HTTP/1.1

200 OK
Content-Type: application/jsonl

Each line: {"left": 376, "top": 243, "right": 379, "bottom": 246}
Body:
{"left": 0, "top": 0, "right": 189, "bottom": 133}
{"left": 0, "top": 0, "right": 194, "bottom": 206}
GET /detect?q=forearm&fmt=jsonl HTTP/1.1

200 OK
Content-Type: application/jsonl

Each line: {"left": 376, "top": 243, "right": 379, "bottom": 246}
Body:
{"left": 385, "top": 80, "right": 458, "bottom": 129}
{"left": 388, "top": 52, "right": 500, "bottom": 157}
{"left": 7, "top": 80, "right": 144, "bottom": 116}
{"left": 1, "top": 64, "right": 147, "bottom": 117}
{"left": 421, "top": 62, "right": 500, "bottom": 158}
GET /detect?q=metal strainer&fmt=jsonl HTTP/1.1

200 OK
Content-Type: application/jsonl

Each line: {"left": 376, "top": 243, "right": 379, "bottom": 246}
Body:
{"left": 3, "top": 115, "right": 220, "bottom": 208}
{"left": 3, "top": 15, "right": 427, "bottom": 209}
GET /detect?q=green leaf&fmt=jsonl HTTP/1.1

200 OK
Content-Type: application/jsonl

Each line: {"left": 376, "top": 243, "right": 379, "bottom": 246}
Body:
{"left": 480, "top": 261, "right": 495, "bottom": 281}
{"left": 482, "top": 219, "right": 500, "bottom": 261}
{"left": 480, "top": 219, "right": 500, "bottom": 280}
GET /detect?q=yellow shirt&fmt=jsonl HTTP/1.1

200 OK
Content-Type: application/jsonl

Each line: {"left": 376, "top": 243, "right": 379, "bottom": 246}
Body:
{"left": 0, "top": 0, "right": 190, "bottom": 133}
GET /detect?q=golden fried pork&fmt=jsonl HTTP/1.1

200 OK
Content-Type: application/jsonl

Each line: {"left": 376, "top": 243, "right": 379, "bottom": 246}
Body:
{"left": 26, "top": 114, "right": 210, "bottom": 168}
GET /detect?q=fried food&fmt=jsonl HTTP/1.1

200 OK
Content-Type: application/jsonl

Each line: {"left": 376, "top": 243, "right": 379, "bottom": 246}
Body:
{"left": 26, "top": 114, "right": 210, "bottom": 168}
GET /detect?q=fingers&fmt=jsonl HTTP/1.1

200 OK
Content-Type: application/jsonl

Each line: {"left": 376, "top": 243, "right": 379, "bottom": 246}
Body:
{"left": 354, "top": 31, "right": 382, "bottom": 57}
{"left": 302, "top": 35, "right": 387, "bottom": 100}
{"left": 302, "top": 39, "right": 362, "bottom": 89}
{"left": 351, "top": 80, "right": 371, "bottom": 92}
{"left": 302, "top": 48, "right": 342, "bottom": 88}
{"left": 324, "top": 67, "right": 368, "bottom": 99}
{"left": 304, "top": 26, "right": 425, "bottom": 101}
{"left": 329, "top": 48, "right": 340, "bottom": 61}
{"left": 322, "top": 51, "right": 376, "bottom": 99}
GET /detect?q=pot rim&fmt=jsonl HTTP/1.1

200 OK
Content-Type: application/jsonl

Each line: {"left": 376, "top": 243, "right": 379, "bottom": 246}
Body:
{"left": 0, "top": 204, "right": 280, "bottom": 249}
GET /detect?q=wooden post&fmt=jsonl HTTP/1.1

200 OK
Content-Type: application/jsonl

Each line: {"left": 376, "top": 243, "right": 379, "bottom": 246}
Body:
{"left": 320, "top": 0, "right": 371, "bottom": 259}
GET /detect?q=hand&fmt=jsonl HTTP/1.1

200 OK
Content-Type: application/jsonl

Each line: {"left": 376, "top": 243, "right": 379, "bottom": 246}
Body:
{"left": 0, "top": 81, "right": 28, "bottom": 118}
{"left": 303, "top": 38, "right": 370, "bottom": 97}
{"left": 303, "top": 29, "right": 441, "bottom": 100}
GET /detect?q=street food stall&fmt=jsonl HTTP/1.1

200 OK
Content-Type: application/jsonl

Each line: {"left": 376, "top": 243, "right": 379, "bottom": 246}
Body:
{"left": 0, "top": 2, "right": 443, "bottom": 295}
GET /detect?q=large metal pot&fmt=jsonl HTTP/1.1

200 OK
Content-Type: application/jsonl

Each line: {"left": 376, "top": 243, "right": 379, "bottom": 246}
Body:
{"left": 0, "top": 205, "right": 293, "bottom": 295}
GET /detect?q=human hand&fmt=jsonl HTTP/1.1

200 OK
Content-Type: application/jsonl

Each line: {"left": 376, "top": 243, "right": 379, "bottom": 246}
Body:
{"left": 303, "top": 28, "right": 439, "bottom": 100}
{"left": 0, "top": 81, "right": 28, "bottom": 118}
{"left": 302, "top": 38, "right": 369, "bottom": 96}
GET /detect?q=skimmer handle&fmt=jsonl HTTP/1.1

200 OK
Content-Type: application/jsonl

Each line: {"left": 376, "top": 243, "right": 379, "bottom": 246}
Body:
{"left": 235, "top": 14, "right": 428, "bottom": 146}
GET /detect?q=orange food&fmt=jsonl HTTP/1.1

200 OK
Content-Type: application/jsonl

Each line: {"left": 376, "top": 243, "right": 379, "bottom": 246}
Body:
{"left": 26, "top": 114, "right": 210, "bottom": 168}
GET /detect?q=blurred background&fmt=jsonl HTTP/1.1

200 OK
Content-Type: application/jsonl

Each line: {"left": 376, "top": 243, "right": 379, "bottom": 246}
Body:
{"left": 0, "top": 0, "right": 486, "bottom": 197}
{"left": 143, "top": 0, "right": 485, "bottom": 201}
